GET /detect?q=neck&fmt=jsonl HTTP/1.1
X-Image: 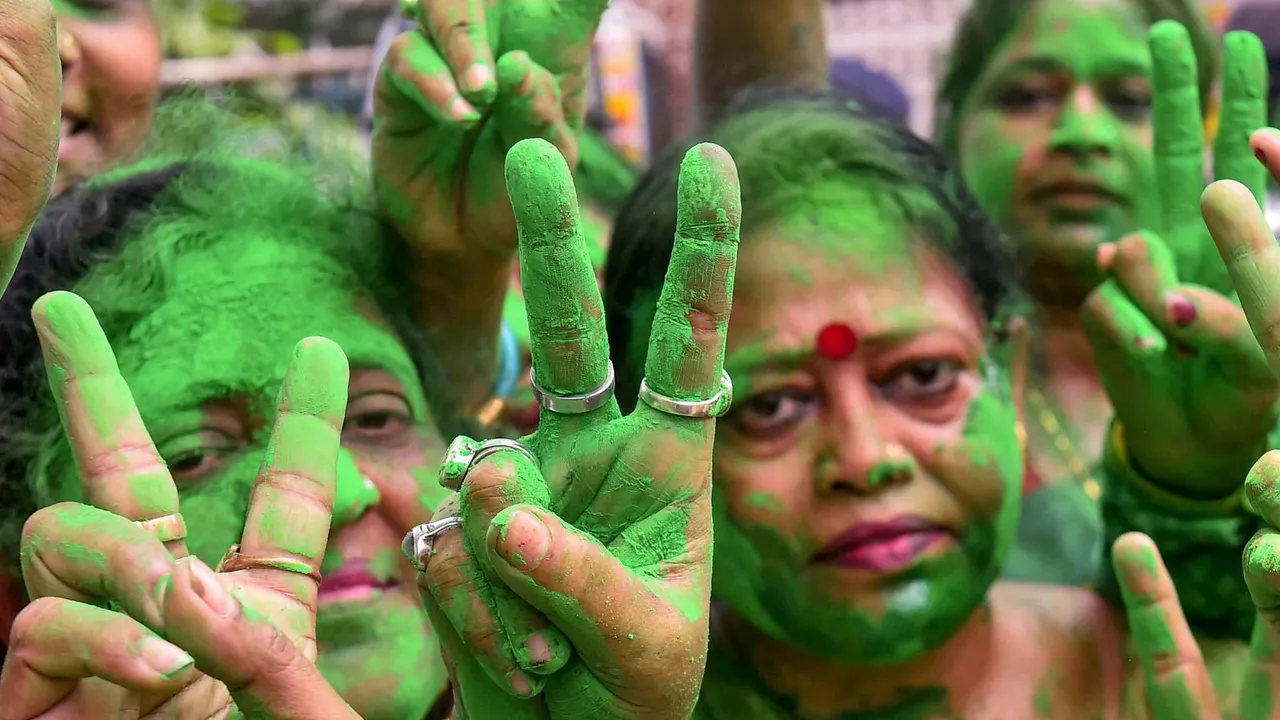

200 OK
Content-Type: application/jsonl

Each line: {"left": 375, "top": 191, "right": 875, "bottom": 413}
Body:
{"left": 729, "top": 602, "right": 999, "bottom": 717}
{"left": 1035, "top": 304, "right": 1100, "bottom": 391}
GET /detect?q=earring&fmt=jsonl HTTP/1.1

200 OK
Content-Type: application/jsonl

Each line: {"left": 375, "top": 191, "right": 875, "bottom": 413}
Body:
{"left": 59, "top": 32, "right": 77, "bottom": 53}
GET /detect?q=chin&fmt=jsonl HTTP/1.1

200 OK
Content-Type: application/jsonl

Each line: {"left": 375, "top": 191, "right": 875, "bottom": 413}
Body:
{"left": 316, "top": 633, "right": 449, "bottom": 720}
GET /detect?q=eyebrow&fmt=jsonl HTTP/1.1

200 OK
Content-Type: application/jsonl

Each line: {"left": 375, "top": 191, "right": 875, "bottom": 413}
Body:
{"left": 993, "top": 54, "right": 1150, "bottom": 80}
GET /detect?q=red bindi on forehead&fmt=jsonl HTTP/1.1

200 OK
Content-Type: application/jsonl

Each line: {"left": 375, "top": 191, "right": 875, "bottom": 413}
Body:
{"left": 815, "top": 323, "right": 859, "bottom": 360}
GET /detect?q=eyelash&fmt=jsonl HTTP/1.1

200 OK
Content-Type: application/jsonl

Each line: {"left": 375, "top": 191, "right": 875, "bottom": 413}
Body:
{"left": 992, "top": 81, "right": 1152, "bottom": 122}
{"left": 727, "top": 360, "right": 965, "bottom": 439}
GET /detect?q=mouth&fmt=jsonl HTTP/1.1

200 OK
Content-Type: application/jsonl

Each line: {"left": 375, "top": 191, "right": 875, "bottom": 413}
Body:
{"left": 1029, "top": 180, "right": 1124, "bottom": 212}
{"left": 317, "top": 561, "right": 398, "bottom": 606}
{"left": 813, "top": 516, "right": 953, "bottom": 573}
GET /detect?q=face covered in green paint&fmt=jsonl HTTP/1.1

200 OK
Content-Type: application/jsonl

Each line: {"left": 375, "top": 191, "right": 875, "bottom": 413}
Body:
{"left": 955, "top": 0, "right": 1161, "bottom": 306}
{"left": 711, "top": 183, "right": 1025, "bottom": 665}
{"left": 36, "top": 230, "right": 451, "bottom": 718}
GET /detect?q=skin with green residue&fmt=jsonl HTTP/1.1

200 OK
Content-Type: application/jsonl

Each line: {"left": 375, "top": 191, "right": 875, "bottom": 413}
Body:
{"left": 3, "top": 154, "right": 454, "bottom": 719}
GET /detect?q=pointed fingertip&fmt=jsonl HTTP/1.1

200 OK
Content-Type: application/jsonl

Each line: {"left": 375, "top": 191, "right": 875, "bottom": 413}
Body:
{"left": 283, "top": 336, "right": 350, "bottom": 418}
{"left": 505, "top": 139, "right": 578, "bottom": 237}
{"left": 676, "top": 143, "right": 742, "bottom": 241}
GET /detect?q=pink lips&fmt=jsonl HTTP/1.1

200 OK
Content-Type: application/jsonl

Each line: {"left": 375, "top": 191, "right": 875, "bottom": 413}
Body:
{"left": 317, "top": 562, "right": 393, "bottom": 604}
{"left": 813, "top": 517, "right": 952, "bottom": 573}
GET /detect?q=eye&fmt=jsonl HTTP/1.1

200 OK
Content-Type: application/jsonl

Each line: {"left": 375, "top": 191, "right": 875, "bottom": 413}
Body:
{"left": 992, "top": 81, "right": 1060, "bottom": 115}
{"left": 158, "top": 430, "right": 237, "bottom": 485}
{"left": 879, "top": 360, "right": 962, "bottom": 401}
{"left": 61, "top": 0, "right": 123, "bottom": 15}
{"left": 726, "top": 389, "right": 818, "bottom": 438}
{"left": 1104, "top": 84, "right": 1152, "bottom": 122}
{"left": 344, "top": 392, "right": 413, "bottom": 442}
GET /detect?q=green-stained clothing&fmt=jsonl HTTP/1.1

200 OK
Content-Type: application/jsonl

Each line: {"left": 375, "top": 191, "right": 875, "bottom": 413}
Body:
{"left": 997, "top": 424, "right": 1257, "bottom": 639}
{"left": 1003, "top": 479, "right": 1104, "bottom": 587}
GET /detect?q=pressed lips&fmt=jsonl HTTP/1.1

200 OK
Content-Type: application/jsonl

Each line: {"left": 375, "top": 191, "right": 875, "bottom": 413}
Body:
{"left": 813, "top": 516, "right": 952, "bottom": 572}
{"left": 1028, "top": 178, "right": 1125, "bottom": 210}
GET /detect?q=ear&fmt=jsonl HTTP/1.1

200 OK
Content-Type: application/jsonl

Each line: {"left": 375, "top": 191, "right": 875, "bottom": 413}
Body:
{"left": 1004, "top": 317, "right": 1030, "bottom": 454}
{"left": 0, "top": 566, "right": 27, "bottom": 647}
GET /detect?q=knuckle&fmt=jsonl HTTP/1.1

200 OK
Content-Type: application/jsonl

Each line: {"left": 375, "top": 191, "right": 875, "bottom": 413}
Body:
{"left": 8, "top": 596, "right": 63, "bottom": 649}
{"left": 459, "top": 461, "right": 518, "bottom": 511}
{"left": 81, "top": 443, "right": 165, "bottom": 481}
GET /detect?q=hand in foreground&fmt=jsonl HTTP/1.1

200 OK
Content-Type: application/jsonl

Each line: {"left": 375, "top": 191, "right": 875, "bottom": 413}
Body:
{"left": 1084, "top": 24, "right": 1276, "bottom": 497}
{"left": 0, "top": 0, "right": 60, "bottom": 295}
{"left": 0, "top": 292, "right": 357, "bottom": 719}
{"left": 372, "top": 0, "right": 608, "bottom": 255}
{"left": 1114, "top": 441, "right": 1280, "bottom": 720}
{"left": 407, "top": 138, "right": 740, "bottom": 719}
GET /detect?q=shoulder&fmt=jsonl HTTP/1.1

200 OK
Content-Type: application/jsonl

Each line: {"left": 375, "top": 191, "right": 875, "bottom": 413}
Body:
{"left": 990, "top": 582, "right": 1128, "bottom": 718}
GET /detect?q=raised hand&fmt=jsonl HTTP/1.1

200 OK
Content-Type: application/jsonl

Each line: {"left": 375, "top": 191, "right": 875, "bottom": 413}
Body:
{"left": 0, "top": 292, "right": 357, "bottom": 719}
{"left": 1083, "top": 23, "right": 1275, "bottom": 497}
{"left": 0, "top": 0, "right": 60, "bottom": 296}
{"left": 409, "top": 138, "right": 740, "bottom": 718}
{"left": 372, "top": 0, "right": 606, "bottom": 254}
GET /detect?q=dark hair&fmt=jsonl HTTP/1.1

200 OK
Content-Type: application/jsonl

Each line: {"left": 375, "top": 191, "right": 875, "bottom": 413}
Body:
{"left": 604, "top": 87, "right": 1021, "bottom": 413}
{"left": 934, "top": 0, "right": 1220, "bottom": 155}
{"left": 0, "top": 127, "right": 469, "bottom": 572}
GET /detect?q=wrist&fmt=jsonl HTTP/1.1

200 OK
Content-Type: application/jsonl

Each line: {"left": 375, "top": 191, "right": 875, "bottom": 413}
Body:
{"left": 1108, "top": 422, "right": 1253, "bottom": 518}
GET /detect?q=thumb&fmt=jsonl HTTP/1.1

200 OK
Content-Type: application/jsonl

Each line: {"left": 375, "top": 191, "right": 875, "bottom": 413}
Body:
{"left": 485, "top": 505, "right": 671, "bottom": 670}
{"left": 161, "top": 557, "right": 359, "bottom": 719}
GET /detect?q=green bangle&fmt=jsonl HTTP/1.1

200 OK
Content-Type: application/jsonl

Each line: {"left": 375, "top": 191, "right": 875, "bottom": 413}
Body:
{"left": 1107, "top": 422, "right": 1250, "bottom": 518}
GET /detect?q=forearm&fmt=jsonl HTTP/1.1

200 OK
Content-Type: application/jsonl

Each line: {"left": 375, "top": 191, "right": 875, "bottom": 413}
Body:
{"left": 412, "top": 250, "right": 511, "bottom": 416}
{"left": 1097, "top": 421, "right": 1259, "bottom": 640}
{"left": 693, "top": 0, "right": 828, "bottom": 127}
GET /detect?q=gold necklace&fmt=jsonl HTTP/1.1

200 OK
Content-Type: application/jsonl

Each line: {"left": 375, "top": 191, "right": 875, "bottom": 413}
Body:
{"left": 1025, "top": 388, "right": 1101, "bottom": 501}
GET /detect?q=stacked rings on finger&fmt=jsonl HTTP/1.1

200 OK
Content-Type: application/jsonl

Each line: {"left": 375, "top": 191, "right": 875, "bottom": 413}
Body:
{"left": 529, "top": 362, "right": 616, "bottom": 415}
{"left": 216, "top": 544, "right": 324, "bottom": 585}
{"left": 638, "top": 370, "right": 734, "bottom": 419}
{"left": 438, "top": 436, "right": 540, "bottom": 492}
{"left": 133, "top": 513, "right": 188, "bottom": 544}
{"left": 402, "top": 517, "right": 463, "bottom": 572}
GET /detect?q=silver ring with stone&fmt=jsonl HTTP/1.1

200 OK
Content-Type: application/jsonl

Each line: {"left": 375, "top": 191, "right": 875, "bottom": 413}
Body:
{"left": 529, "top": 362, "right": 616, "bottom": 415}
{"left": 438, "top": 436, "right": 539, "bottom": 491}
{"left": 637, "top": 370, "right": 734, "bottom": 419}
{"left": 402, "top": 517, "right": 464, "bottom": 572}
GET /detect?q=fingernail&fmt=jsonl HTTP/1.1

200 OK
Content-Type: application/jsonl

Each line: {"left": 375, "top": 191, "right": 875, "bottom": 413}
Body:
{"left": 449, "top": 95, "right": 479, "bottom": 123}
{"left": 508, "top": 668, "right": 534, "bottom": 697}
{"left": 492, "top": 509, "right": 550, "bottom": 571}
{"left": 187, "top": 558, "right": 238, "bottom": 617}
{"left": 522, "top": 633, "right": 551, "bottom": 665}
{"left": 1097, "top": 243, "right": 1117, "bottom": 270}
{"left": 462, "top": 63, "right": 494, "bottom": 94}
{"left": 139, "top": 636, "right": 194, "bottom": 677}
{"left": 1165, "top": 293, "right": 1197, "bottom": 327}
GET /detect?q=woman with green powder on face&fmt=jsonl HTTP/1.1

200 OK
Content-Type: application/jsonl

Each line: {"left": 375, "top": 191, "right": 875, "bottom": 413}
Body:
{"left": 426, "top": 91, "right": 1280, "bottom": 719}
{"left": 935, "top": 0, "right": 1280, "bottom": 600}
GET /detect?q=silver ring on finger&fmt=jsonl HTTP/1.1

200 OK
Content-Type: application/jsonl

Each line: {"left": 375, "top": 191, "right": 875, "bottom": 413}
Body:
{"left": 402, "top": 516, "right": 464, "bottom": 572}
{"left": 638, "top": 370, "right": 734, "bottom": 419}
{"left": 529, "top": 361, "right": 616, "bottom": 415}
{"left": 439, "top": 436, "right": 539, "bottom": 491}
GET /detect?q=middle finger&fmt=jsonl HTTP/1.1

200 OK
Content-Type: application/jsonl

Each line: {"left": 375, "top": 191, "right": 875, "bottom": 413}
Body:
{"left": 1150, "top": 22, "right": 1207, "bottom": 265}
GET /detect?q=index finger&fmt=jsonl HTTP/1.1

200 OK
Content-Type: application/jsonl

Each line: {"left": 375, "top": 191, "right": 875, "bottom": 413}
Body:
{"left": 1213, "top": 31, "right": 1268, "bottom": 202}
{"left": 506, "top": 138, "right": 620, "bottom": 435}
{"left": 1112, "top": 532, "right": 1222, "bottom": 720}
{"left": 235, "top": 337, "right": 348, "bottom": 605}
{"left": 422, "top": 0, "right": 496, "bottom": 105}
{"left": 31, "top": 291, "right": 188, "bottom": 558}
{"left": 1202, "top": 180, "right": 1280, "bottom": 378}
{"left": 640, "top": 144, "right": 741, "bottom": 416}
{"left": 1150, "top": 22, "right": 1208, "bottom": 259}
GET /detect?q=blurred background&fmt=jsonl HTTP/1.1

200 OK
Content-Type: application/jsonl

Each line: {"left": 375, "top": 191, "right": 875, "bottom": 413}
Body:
{"left": 164, "top": 0, "right": 1267, "bottom": 167}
